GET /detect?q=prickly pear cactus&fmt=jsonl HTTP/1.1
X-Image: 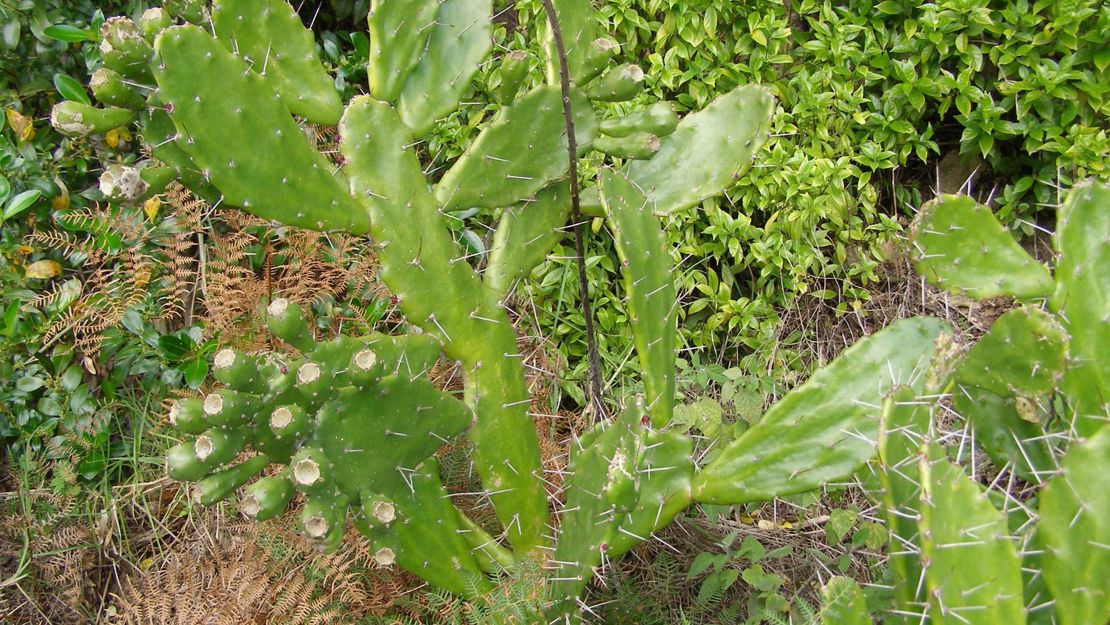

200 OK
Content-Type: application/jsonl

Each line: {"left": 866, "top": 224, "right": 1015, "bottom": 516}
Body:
{"left": 73, "top": 0, "right": 968, "bottom": 618}
{"left": 911, "top": 183, "right": 1110, "bottom": 448}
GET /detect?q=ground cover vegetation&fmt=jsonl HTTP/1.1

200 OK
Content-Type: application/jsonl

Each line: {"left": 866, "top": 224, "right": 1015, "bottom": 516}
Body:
{"left": 0, "top": 0, "right": 1106, "bottom": 624}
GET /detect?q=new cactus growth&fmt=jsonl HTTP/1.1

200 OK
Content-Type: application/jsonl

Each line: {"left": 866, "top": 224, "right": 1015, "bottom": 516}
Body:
{"left": 50, "top": 102, "right": 135, "bottom": 137}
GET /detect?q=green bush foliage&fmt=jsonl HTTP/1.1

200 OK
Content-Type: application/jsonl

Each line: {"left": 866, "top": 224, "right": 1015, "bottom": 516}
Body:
{"left": 504, "top": 0, "right": 1110, "bottom": 399}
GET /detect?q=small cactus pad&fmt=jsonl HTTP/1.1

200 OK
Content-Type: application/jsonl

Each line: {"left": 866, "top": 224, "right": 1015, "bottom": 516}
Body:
{"left": 497, "top": 50, "right": 530, "bottom": 105}
{"left": 692, "top": 317, "right": 950, "bottom": 503}
{"left": 918, "top": 452, "right": 1025, "bottom": 625}
{"left": 819, "top": 577, "right": 871, "bottom": 625}
{"left": 1051, "top": 181, "right": 1110, "bottom": 438}
{"left": 957, "top": 307, "right": 1068, "bottom": 398}
{"left": 153, "top": 26, "right": 368, "bottom": 233}
{"left": 606, "top": 429, "right": 695, "bottom": 558}
{"left": 586, "top": 64, "right": 644, "bottom": 102}
{"left": 626, "top": 85, "right": 774, "bottom": 215}
{"left": 552, "top": 398, "right": 647, "bottom": 608}
{"left": 910, "top": 195, "right": 1053, "bottom": 300}
{"left": 212, "top": 0, "right": 343, "bottom": 124}
{"left": 50, "top": 102, "right": 135, "bottom": 137}
{"left": 164, "top": 0, "right": 206, "bottom": 23}
{"left": 484, "top": 181, "right": 571, "bottom": 295}
{"left": 1037, "top": 426, "right": 1110, "bottom": 625}
{"left": 434, "top": 85, "right": 597, "bottom": 212}
{"left": 89, "top": 68, "right": 144, "bottom": 109}
{"left": 396, "top": 0, "right": 493, "bottom": 138}
{"left": 600, "top": 101, "right": 679, "bottom": 138}
{"left": 366, "top": 0, "right": 441, "bottom": 103}
{"left": 602, "top": 170, "right": 676, "bottom": 427}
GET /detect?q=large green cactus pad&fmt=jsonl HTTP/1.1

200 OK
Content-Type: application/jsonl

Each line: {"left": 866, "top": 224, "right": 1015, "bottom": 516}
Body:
{"left": 552, "top": 398, "right": 647, "bottom": 607}
{"left": 314, "top": 377, "right": 471, "bottom": 499}
{"left": 1052, "top": 181, "right": 1110, "bottom": 438}
{"left": 357, "top": 459, "right": 491, "bottom": 597}
{"left": 910, "top": 195, "right": 1053, "bottom": 300}
{"left": 1037, "top": 426, "right": 1110, "bottom": 625}
{"left": 153, "top": 26, "right": 367, "bottom": 233}
{"left": 602, "top": 170, "right": 676, "bottom": 427}
{"left": 484, "top": 181, "right": 571, "bottom": 295}
{"left": 918, "top": 454, "right": 1025, "bottom": 625}
{"left": 340, "top": 97, "right": 546, "bottom": 552}
{"left": 142, "top": 109, "right": 220, "bottom": 202}
{"left": 692, "top": 317, "right": 949, "bottom": 503}
{"left": 212, "top": 0, "right": 343, "bottom": 124}
{"left": 626, "top": 85, "right": 774, "bottom": 215}
{"left": 397, "top": 0, "right": 493, "bottom": 138}
{"left": 876, "top": 386, "right": 927, "bottom": 622}
{"left": 434, "top": 86, "right": 597, "bottom": 211}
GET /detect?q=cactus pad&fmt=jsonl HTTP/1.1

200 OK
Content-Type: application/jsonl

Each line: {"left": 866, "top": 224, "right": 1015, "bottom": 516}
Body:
{"left": 910, "top": 195, "right": 1053, "bottom": 300}
{"left": 434, "top": 85, "right": 597, "bottom": 211}
{"left": 627, "top": 85, "right": 774, "bottom": 214}
{"left": 693, "top": 317, "right": 949, "bottom": 503}
{"left": 153, "top": 26, "right": 367, "bottom": 233}
{"left": 212, "top": 0, "right": 343, "bottom": 124}
{"left": 602, "top": 170, "right": 676, "bottom": 427}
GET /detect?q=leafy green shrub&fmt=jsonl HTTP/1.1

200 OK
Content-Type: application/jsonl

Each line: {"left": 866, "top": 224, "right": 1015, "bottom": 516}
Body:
{"left": 506, "top": 0, "right": 1109, "bottom": 389}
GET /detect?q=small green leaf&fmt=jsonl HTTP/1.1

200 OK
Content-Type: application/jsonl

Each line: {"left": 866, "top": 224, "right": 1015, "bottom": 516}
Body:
{"left": 16, "top": 376, "right": 45, "bottom": 392}
{"left": 181, "top": 359, "right": 209, "bottom": 388}
{"left": 3, "top": 189, "right": 42, "bottom": 223}
{"left": 43, "top": 25, "right": 96, "bottom": 43}
{"left": 60, "top": 366, "right": 83, "bottom": 392}
{"left": 687, "top": 552, "right": 718, "bottom": 580}
{"left": 53, "top": 73, "right": 90, "bottom": 105}
{"left": 157, "top": 335, "right": 190, "bottom": 361}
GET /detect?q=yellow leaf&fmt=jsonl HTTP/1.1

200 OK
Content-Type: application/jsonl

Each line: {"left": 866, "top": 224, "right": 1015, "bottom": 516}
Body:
{"left": 51, "top": 191, "right": 70, "bottom": 211}
{"left": 105, "top": 127, "right": 120, "bottom": 148}
{"left": 16, "top": 245, "right": 34, "bottom": 256}
{"left": 780, "top": 521, "right": 794, "bottom": 530}
{"left": 751, "top": 30, "right": 767, "bottom": 47}
{"left": 756, "top": 519, "right": 775, "bottom": 530}
{"left": 143, "top": 196, "right": 161, "bottom": 222}
{"left": 25, "top": 260, "right": 62, "bottom": 280}
{"left": 134, "top": 263, "right": 152, "bottom": 288}
{"left": 5, "top": 107, "right": 34, "bottom": 142}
